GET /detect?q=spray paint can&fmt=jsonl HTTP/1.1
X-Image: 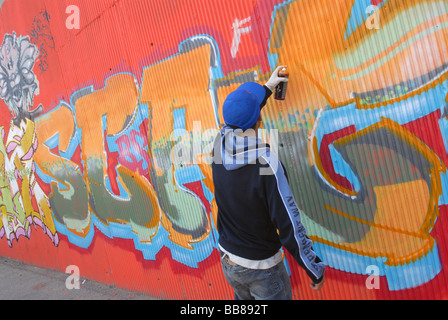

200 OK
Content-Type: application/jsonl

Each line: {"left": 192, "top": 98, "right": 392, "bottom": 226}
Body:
{"left": 274, "top": 67, "right": 289, "bottom": 101}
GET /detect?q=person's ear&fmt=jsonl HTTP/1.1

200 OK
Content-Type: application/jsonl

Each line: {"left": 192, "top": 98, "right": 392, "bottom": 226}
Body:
{"left": 256, "top": 115, "right": 263, "bottom": 129}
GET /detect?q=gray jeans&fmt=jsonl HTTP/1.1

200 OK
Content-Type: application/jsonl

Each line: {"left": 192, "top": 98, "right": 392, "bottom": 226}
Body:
{"left": 220, "top": 252, "right": 293, "bottom": 300}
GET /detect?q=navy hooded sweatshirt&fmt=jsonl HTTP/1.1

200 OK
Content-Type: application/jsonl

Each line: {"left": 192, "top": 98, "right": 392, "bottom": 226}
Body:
{"left": 212, "top": 125, "right": 325, "bottom": 284}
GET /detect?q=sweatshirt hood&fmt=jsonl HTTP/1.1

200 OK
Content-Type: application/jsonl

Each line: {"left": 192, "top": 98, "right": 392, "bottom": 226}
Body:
{"left": 215, "top": 125, "right": 270, "bottom": 171}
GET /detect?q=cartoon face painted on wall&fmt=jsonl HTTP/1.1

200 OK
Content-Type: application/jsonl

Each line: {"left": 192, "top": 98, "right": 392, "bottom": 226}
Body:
{"left": 0, "top": 32, "right": 57, "bottom": 247}
{"left": 0, "top": 32, "right": 42, "bottom": 126}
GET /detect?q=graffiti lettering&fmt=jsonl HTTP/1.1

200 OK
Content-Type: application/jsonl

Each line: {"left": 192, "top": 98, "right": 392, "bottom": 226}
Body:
{"left": 231, "top": 16, "right": 252, "bottom": 58}
{"left": 28, "top": 10, "right": 54, "bottom": 73}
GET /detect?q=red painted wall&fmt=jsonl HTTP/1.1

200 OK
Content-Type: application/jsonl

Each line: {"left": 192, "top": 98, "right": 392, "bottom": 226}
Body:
{"left": 1, "top": 0, "right": 448, "bottom": 299}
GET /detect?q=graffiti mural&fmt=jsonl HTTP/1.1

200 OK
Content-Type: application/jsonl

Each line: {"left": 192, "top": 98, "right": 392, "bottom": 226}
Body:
{"left": 0, "top": 0, "right": 447, "bottom": 299}
{"left": 0, "top": 32, "right": 57, "bottom": 247}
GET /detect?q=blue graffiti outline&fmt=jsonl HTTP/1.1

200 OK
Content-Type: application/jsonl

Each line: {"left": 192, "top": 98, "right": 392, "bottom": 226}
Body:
{"left": 36, "top": 49, "right": 223, "bottom": 268}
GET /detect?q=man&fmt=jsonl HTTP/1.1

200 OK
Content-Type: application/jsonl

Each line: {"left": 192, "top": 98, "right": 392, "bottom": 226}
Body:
{"left": 212, "top": 66, "right": 325, "bottom": 300}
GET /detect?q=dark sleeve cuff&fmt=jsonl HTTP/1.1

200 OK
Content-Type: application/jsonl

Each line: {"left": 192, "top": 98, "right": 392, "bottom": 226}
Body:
{"left": 311, "top": 257, "right": 326, "bottom": 284}
{"left": 313, "top": 274, "right": 325, "bottom": 285}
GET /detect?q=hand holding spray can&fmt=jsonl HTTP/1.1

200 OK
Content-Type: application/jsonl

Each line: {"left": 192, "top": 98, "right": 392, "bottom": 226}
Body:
{"left": 274, "top": 67, "right": 289, "bottom": 101}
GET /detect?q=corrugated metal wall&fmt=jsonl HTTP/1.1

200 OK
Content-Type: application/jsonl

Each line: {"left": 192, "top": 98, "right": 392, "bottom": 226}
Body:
{"left": 0, "top": 0, "right": 447, "bottom": 300}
